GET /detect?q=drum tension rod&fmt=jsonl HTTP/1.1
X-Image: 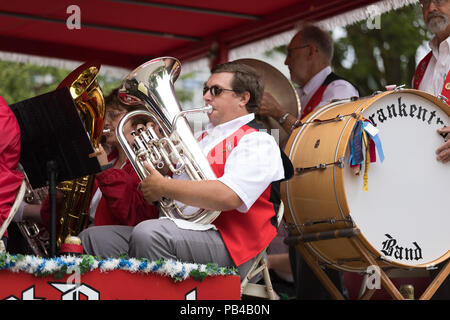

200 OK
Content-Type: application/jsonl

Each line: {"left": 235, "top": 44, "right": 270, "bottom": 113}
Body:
{"left": 302, "top": 216, "right": 352, "bottom": 227}
{"left": 298, "top": 112, "right": 358, "bottom": 128}
{"left": 312, "top": 112, "right": 358, "bottom": 125}
{"left": 336, "top": 257, "right": 364, "bottom": 265}
{"left": 295, "top": 157, "right": 345, "bottom": 175}
{"left": 284, "top": 227, "right": 361, "bottom": 245}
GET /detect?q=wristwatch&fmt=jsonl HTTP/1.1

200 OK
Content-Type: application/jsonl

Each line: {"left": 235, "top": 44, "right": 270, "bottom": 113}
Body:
{"left": 279, "top": 112, "right": 290, "bottom": 124}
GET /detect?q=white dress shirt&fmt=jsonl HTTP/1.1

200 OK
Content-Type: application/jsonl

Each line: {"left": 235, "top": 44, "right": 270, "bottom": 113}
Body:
{"left": 298, "top": 66, "right": 359, "bottom": 118}
{"left": 417, "top": 36, "right": 450, "bottom": 96}
{"left": 168, "top": 113, "right": 285, "bottom": 230}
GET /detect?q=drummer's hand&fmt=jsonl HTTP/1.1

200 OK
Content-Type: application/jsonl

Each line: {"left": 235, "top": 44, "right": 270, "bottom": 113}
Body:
{"left": 258, "top": 92, "right": 286, "bottom": 119}
{"left": 139, "top": 161, "right": 166, "bottom": 203}
{"left": 436, "top": 126, "right": 450, "bottom": 163}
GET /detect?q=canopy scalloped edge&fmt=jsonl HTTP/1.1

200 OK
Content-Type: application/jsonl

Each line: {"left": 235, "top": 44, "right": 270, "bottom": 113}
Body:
{"left": 0, "top": 0, "right": 420, "bottom": 75}
{"left": 231, "top": 0, "right": 419, "bottom": 61}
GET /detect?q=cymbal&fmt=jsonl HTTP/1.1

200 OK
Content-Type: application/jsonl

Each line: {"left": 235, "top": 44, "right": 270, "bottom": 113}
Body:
{"left": 234, "top": 58, "right": 301, "bottom": 147}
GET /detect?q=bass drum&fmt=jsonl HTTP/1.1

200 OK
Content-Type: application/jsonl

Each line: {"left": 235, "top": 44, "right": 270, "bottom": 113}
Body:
{"left": 283, "top": 89, "right": 450, "bottom": 272}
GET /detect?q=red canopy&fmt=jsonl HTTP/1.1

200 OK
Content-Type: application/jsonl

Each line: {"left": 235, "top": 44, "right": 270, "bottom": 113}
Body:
{"left": 0, "top": 0, "right": 403, "bottom": 69}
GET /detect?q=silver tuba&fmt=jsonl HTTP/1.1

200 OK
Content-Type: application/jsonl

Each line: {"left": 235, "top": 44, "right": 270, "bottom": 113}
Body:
{"left": 116, "top": 57, "right": 220, "bottom": 225}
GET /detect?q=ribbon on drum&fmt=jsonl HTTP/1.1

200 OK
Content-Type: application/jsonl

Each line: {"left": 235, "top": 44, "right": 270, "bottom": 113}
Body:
{"left": 348, "top": 118, "right": 385, "bottom": 191}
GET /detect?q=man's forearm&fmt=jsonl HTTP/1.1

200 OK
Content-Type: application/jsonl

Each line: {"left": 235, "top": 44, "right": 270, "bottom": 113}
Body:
{"left": 160, "top": 179, "right": 243, "bottom": 211}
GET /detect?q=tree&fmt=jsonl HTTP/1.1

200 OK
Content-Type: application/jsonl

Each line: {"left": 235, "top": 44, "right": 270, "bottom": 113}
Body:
{"left": 0, "top": 60, "right": 122, "bottom": 105}
{"left": 332, "top": 4, "right": 431, "bottom": 96}
{"left": 0, "top": 60, "right": 194, "bottom": 105}
{"left": 264, "top": 4, "right": 432, "bottom": 97}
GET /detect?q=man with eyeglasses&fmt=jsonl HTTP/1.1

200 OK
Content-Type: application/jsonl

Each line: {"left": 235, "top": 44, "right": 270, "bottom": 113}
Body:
{"left": 414, "top": 0, "right": 450, "bottom": 162}
{"left": 257, "top": 24, "right": 358, "bottom": 300}
{"left": 258, "top": 24, "right": 359, "bottom": 136}
{"left": 80, "top": 61, "right": 294, "bottom": 282}
{"left": 414, "top": 0, "right": 450, "bottom": 300}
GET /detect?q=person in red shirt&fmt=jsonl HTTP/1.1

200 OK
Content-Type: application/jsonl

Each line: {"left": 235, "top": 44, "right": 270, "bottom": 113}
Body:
{"left": 0, "top": 96, "right": 24, "bottom": 248}
{"left": 79, "top": 61, "right": 293, "bottom": 279}
{"left": 414, "top": 0, "right": 450, "bottom": 300}
{"left": 257, "top": 25, "right": 359, "bottom": 138}
{"left": 40, "top": 89, "right": 158, "bottom": 232}
{"left": 259, "top": 25, "right": 356, "bottom": 300}
{"left": 412, "top": 0, "right": 450, "bottom": 164}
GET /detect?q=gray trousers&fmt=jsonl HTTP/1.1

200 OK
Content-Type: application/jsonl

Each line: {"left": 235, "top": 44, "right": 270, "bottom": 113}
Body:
{"left": 79, "top": 218, "right": 257, "bottom": 280}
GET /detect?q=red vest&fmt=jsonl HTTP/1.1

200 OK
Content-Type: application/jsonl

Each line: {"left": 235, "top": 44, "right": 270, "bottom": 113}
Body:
{"left": 301, "top": 72, "right": 359, "bottom": 119}
{"left": 301, "top": 85, "right": 328, "bottom": 120}
{"left": 202, "top": 123, "right": 279, "bottom": 266}
{"left": 413, "top": 51, "right": 450, "bottom": 104}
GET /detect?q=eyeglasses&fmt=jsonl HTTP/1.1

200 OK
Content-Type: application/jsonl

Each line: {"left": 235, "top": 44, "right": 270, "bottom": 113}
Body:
{"left": 287, "top": 44, "right": 310, "bottom": 57}
{"left": 105, "top": 109, "right": 126, "bottom": 121}
{"left": 203, "top": 85, "right": 235, "bottom": 97}
{"left": 419, "top": 0, "right": 448, "bottom": 8}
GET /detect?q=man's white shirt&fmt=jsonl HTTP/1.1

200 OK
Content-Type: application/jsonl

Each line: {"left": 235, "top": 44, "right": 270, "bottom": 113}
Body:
{"left": 167, "top": 113, "right": 285, "bottom": 230}
{"left": 298, "top": 66, "right": 359, "bottom": 119}
{"left": 417, "top": 36, "right": 450, "bottom": 96}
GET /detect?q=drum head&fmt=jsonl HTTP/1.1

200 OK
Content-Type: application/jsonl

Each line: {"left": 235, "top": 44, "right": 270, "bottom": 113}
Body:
{"left": 343, "top": 91, "right": 449, "bottom": 267}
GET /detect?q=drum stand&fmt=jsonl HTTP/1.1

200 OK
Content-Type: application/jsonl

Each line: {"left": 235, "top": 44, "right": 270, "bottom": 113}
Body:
{"left": 287, "top": 230, "right": 450, "bottom": 300}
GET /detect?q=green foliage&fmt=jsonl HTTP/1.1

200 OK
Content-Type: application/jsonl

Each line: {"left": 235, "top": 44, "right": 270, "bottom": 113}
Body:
{"left": 0, "top": 60, "right": 69, "bottom": 104}
{"left": 175, "top": 88, "right": 194, "bottom": 103}
{"left": 264, "top": 5, "right": 432, "bottom": 98}
{"left": 332, "top": 4, "right": 432, "bottom": 96}
{"left": 0, "top": 59, "right": 193, "bottom": 105}
{"left": 0, "top": 60, "right": 122, "bottom": 104}
{"left": 190, "top": 268, "right": 208, "bottom": 282}
{"left": 175, "top": 72, "right": 195, "bottom": 103}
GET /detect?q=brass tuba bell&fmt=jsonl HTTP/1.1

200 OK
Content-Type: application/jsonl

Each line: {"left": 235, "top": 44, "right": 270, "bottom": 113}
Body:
{"left": 116, "top": 57, "right": 220, "bottom": 225}
{"left": 55, "top": 62, "right": 105, "bottom": 247}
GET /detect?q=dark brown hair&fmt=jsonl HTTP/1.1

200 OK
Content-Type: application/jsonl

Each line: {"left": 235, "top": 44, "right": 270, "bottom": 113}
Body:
{"left": 105, "top": 88, "right": 149, "bottom": 126}
{"left": 298, "top": 24, "right": 334, "bottom": 64}
{"left": 211, "top": 61, "right": 264, "bottom": 113}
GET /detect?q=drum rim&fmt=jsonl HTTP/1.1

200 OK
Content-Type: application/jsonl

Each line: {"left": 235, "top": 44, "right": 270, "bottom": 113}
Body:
{"left": 342, "top": 90, "right": 450, "bottom": 269}
{"left": 286, "top": 99, "right": 352, "bottom": 236}
{"left": 286, "top": 98, "right": 374, "bottom": 272}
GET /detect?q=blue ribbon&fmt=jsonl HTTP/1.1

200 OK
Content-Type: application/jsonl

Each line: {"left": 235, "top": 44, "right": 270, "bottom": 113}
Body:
{"left": 363, "top": 122, "right": 385, "bottom": 163}
{"left": 351, "top": 120, "right": 364, "bottom": 165}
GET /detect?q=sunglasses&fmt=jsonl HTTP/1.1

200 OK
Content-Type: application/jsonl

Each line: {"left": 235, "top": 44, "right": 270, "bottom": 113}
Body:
{"left": 203, "top": 85, "right": 235, "bottom": 97}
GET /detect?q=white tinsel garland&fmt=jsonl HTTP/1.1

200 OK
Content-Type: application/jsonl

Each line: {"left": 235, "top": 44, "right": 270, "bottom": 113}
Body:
{"left": 0, "top": 253, "right": 237, "bottom": 282}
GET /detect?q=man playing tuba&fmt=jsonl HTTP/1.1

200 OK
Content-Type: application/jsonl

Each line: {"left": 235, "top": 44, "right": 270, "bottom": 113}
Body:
{"left": 80, "top": 61, "right": 294, "bottom": 279}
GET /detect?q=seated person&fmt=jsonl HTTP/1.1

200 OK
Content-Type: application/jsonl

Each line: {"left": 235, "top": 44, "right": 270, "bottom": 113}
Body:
{"left": 0, "top": 96, "right": 24, "bottom": 248}
{"left": 79, "top": 61, "right": 294, "bottom": 279}
{"left": 38, "top": 89, "right": 159, "bottom": 232}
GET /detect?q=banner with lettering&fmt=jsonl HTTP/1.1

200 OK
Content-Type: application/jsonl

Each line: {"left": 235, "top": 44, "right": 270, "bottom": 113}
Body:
{"left": 0, "top": 270, "right": 241, "bottom": 300}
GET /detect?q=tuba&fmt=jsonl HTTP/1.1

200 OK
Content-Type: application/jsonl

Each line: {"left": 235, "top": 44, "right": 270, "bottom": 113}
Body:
{"left": 116, "top": 57, "right": 220, "bottom": 225}
{"left": 54, "top": 62, "right": 105, "bottom": 247}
